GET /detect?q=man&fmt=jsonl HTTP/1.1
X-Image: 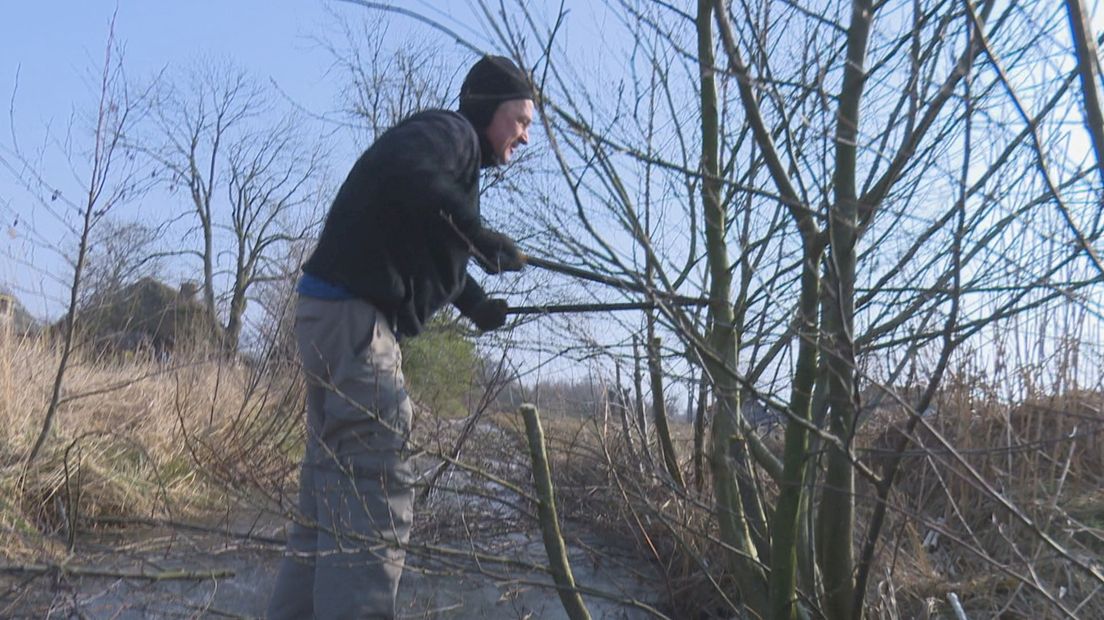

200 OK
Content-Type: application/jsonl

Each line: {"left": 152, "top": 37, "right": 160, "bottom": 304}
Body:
{"left": 268, "top": 56, "right": 534, "bottom": 619}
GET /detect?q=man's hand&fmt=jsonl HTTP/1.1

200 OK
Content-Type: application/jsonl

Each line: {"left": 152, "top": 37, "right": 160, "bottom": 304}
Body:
{"left": 471, "top": 229, "right": 525, "bottom": 274}
{"left": 466, "top": 298, "right": 509, "bottom": 331}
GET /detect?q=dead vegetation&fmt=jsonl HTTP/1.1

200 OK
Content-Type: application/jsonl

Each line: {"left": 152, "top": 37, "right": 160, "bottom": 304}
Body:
{"left": 1, "top": 315, "right": 1102, "bottom": 618}
{"left": 0, "top": 326, "right": 301, "bottom": 561}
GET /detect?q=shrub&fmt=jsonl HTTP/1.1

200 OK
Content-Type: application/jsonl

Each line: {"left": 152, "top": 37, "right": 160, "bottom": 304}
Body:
{"left": 401, "top": 315, "right": 478, "bottom": 418}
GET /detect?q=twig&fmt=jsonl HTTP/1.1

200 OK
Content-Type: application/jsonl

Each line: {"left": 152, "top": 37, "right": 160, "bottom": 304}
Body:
{"left": 81, "top": 515, "right": 285, "bottom": 546}
{"left": 525, "top": 256, "right": 708, "bottom": 306}
{"left": 0, "top": 562, "right": 234, "bottom": 581}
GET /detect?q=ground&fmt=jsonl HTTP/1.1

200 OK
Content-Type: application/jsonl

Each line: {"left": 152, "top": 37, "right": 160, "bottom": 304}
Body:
{"left": 2, "top": 511, "right": 660, "bottom": 619}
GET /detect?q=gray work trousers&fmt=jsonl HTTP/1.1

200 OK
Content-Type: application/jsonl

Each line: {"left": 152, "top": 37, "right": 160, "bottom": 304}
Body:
{"left": 268, "top": 296, "right": 414, "bottom": 620}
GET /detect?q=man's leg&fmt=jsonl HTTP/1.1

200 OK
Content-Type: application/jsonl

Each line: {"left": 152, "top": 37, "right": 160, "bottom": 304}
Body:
{"left": 312, "top": 445, "right": 414, "bottom": 618}
{"left": 267, "top": 303, "right": 330, "bottom": 619}
{"left": 266, "top": 428, "right": 320, "bottom": 618}
{"left": 290, "top": 297, "right": 414, "bottom": 619}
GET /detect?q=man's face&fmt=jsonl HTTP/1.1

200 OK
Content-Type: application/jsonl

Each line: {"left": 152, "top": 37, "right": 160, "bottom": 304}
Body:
{"left": 485, "top": 99, "right": 534, "bottom": 164}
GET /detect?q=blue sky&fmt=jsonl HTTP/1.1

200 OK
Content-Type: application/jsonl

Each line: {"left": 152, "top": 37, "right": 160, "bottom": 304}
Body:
{"left": 0, "top": 0, "right": 639, "bottom": 391}
{"left": 2, "top": 2, "right": 339, "bottom": 132}
{"left": 0, "top": 0, "right": 664, "bottom": 397}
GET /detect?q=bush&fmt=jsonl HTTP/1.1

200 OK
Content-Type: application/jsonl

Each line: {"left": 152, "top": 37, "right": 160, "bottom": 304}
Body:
{"left": 401, "top": 315, "right": 478, "bottom": 418}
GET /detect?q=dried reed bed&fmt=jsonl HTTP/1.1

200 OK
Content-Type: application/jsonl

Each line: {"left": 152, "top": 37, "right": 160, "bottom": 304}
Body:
{"left": 852, "top": 380, "right": 1104, "bottom": 618}
{"left": 0, "top": 328, "right": 303, "bottom": 561}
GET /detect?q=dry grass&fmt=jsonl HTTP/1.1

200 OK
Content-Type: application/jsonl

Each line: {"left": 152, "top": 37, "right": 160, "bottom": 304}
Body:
{"left": 0, "top": 327, "right": 302, "bottom": 562}
{"left": 853, "top": 381, "right": 1104, "bottom": 618}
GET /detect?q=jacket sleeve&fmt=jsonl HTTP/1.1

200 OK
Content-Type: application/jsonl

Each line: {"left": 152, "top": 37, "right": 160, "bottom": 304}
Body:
{"left": 452, "top": 274, "right": 487, "bottom": 316}
{"left": 372, "top": 111, "right": 483, "bottom": 234}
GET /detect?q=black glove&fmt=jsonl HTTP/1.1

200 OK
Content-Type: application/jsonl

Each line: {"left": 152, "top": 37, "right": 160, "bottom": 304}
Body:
{"left": 471, "top": 229, "right": 525, "bottom": 274}
{"left": 466, "top": 298, "right": 508, "bottom": 332}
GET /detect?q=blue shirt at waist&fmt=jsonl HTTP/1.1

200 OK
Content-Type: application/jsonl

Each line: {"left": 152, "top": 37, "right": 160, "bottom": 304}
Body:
{"left": 297, "top": 272, "right": 354, "bottom": 300}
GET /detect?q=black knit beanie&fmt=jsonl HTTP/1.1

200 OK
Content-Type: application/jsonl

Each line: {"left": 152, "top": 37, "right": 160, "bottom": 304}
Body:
{"left": 458, "top": 56, "right": 533, "bottom": 131}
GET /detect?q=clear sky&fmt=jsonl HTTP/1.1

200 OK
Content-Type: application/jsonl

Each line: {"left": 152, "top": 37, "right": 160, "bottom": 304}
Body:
{"left": 0, "top": 1, "right": 514, "bottom": 119}
{"left": 0, "top": 0, "right": 640, "bottom": 395}
{"left": 1, "top": 1, "right": 343, "bottom": 138}
{"left": 0, "top": 3, "right": 333, "bottom": 314}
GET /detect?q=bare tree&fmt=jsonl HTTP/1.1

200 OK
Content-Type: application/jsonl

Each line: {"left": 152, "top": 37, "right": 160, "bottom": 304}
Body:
{"left": 147, "top": 63, "right": 325, "bottom": 352}
{"left": 222, "top": 118, "right": 324, "bottom": 351}
{"left": 80, "top": 217, "right": 163, "bottom": 307}
{"left": 323, "top": 13, "right": 456, "bottom": 142}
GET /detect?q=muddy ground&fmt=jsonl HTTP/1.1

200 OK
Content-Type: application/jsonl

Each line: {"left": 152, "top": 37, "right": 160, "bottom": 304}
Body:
{"left": 1, "top": 512, "right": 662, "bottom": 619}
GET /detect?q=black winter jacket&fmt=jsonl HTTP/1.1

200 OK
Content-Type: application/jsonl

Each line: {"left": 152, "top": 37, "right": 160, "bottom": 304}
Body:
{"left": 302, "top": 110, "right": 498, "bottom": 338}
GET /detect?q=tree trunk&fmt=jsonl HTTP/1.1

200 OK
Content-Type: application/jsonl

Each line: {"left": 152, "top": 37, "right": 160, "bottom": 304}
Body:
{"left": 631, "top": 335, "right": 651, "bottom": 463}
{"left": 201, "top": 214, "right": 217, "bottom": 318}
{"left": 224, "top": 260, "right": 248, "bottom": 354}
{"left": 698, "top": 0, "right": 768, "bottom": 613}
{"left": 520, "top": 405, "right": 592, "bottom": 620}
{"left": 25, "top": 204, "right": 94, "bottom": 469}
{"left": 614, "top": 364, "right": 639, "bottom": 463}
{"left": 768, "top": 242, "right": 822, "bottom": 620}
{"left": 816, "top": 1, "right": 873, "bottom": 617}
{"left": 647, "top": 333, "right": 684, "bottom": 487}
{"left": 693, "top": 371, "right": 709, "bottom": 491}
{"left": 1064, "top": 0, "right": 1104, "bottom": 191}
